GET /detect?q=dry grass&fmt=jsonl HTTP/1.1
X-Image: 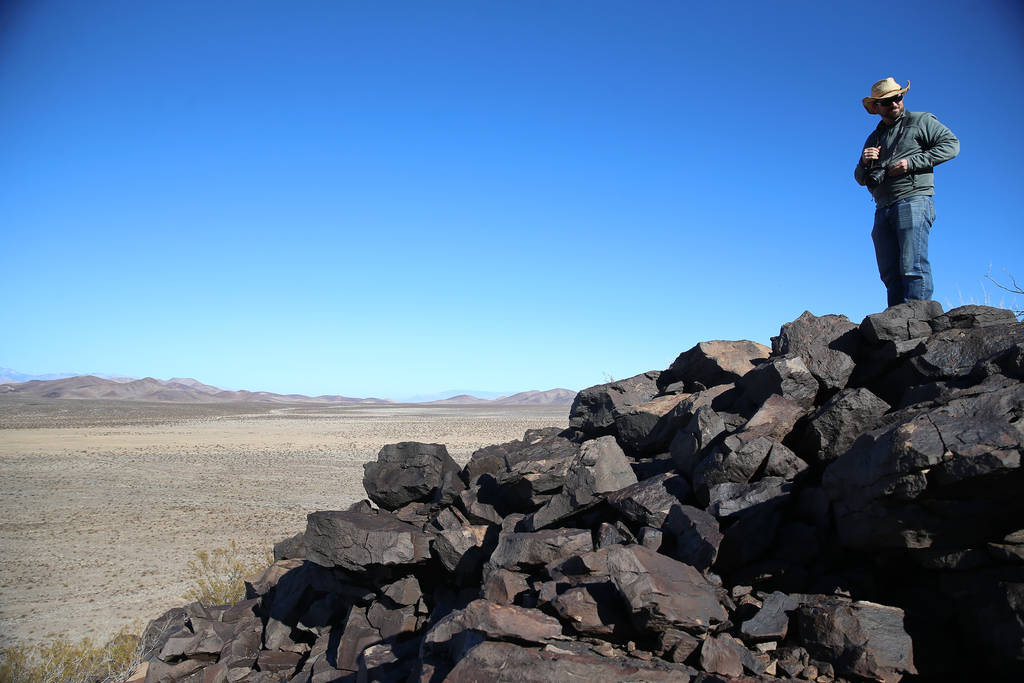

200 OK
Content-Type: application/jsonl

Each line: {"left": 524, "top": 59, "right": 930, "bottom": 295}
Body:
{"left": 0, "top": 626, "right": 141, "bottom": 683}
{"left": 1, "top": 540, "right": 276, "bottom": 682}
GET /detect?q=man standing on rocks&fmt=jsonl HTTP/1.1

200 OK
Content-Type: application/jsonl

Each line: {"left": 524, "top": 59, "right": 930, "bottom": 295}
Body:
{"left": 855, "top": 77, "right": 959, "bottom": 307}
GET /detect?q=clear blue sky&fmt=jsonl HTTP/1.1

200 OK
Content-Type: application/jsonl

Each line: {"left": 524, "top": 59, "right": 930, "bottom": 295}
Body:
{"left": 2, "top": 1, "right": 1022, "bottom": 399}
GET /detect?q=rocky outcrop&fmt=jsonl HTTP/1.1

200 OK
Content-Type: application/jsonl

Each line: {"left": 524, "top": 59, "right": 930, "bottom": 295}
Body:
{"left": 140, "top": 302, "right": 1024, "bottom": 682}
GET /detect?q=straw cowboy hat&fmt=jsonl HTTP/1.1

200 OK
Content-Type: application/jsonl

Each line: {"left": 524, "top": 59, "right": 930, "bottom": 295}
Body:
{"left": 862, "top": 77, "right": 910, "bottom": 113}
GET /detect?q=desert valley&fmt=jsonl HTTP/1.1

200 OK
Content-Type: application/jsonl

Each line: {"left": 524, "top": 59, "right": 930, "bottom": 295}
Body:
{"left": 0, "top": 383, "right": 570, "bottom": 650}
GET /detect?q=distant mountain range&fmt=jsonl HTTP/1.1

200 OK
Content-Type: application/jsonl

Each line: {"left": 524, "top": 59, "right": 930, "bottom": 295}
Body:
{"left": 426, "top": 389, "right": 576, "bottom": 405}
{"left": 0, "top": 369, "right": 576, "bottom": 406}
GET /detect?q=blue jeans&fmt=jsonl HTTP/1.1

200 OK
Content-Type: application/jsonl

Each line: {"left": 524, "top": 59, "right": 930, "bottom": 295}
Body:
{"left": 871, "top": 195, "right": 935, "bottom": 307}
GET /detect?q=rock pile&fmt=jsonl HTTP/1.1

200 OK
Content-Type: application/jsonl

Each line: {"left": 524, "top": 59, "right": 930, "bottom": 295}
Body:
{"left": 142, "top": 302, "right": 1024, "bottom": 682}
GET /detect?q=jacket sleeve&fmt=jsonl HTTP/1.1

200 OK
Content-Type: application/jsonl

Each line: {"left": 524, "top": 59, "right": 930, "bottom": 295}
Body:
{"left": 854, "top": 133, "right": 874, "bottom": 186}
{"left": 907, "top": 113, "right": 959, "bottom": 172}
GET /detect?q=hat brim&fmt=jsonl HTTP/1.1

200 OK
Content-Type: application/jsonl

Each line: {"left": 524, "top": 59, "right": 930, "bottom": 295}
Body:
{"left": 862, "top": 82, "right": 910, "bottom": 114}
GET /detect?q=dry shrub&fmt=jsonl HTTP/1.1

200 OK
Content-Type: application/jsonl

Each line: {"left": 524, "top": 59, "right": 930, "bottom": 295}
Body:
{"left": 182, "top": 541, "right": 274, "bottom": 606}
{"left": 0, "top": 542, "right": 273, "bottom": 682}
{"left": 0, "top": 626, "right": 141, "bottom": 683}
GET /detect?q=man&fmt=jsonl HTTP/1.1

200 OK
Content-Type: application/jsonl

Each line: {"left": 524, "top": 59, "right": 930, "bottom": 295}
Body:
{"left": 855, "top": 77, "right": 959, "bottom": 307}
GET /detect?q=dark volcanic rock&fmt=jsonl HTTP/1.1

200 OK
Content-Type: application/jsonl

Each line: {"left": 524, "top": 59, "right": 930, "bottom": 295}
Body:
{"left": 931, "top": 303, "right": 1018, "bottom": 331}
{"left": 444, "top": 640, "right": 694, "bottom": 682}
{"left": 740, "top": 393, "right": 807, "bottom": 442}
{"left": 773, "top": 310, "right": 862, "bottom": 394}
{"left": 661, "top": 504, "right": 722, "bottom": 571}
{"left": 802, "top": 387, "right": 891, "bottom": 465}
{"left": 606, "top": 544, "right": 728, "bottom": 636}
{"left": 797, "top": 596, "right": 917, "bottom": 682}
{"left": 550, "top": 583, "right": 629, "bottom": 637}
{"left": 272, "top": 532, "right": 305, "bottom": 561}
{"left": 658, "top": 339, "right": 771, "bottom": 393}
{"left": 699, "top": 632, "right": 747, "bottom": 677}
{"left": 304, "top": 509, "right": 431, "bottom": 572}
{"left": 432, "top": 518, "right": 495, "bottom": 585}
{"left": 861, "top": 299, "right": 944, "bottom": 343}
{"left": 485, "top": 528, "right": 593, "bottom": 577}
{"left": 824, "top": 381, "right": 1024, "bottom": 550}
{"left": 707, "top": 477, "right": 792, "bottom": 520}
{"left": 529, "top": 435, "right": 637, "bottom": 529}
{"left": 737, "top": 354, "right": 819, "bottom": 412}
{"left": 420, "top": 599, "right": 564, "bottom": 676}
{"left": 614, "top": 392, "right": 692, "bottom": 454}
{"left": 481, "top": 569, "right": 530, "bottom": 606}
{"left": 568, "top": 371, "right": 660, "bottom": 438}
{"left": 362, "top": 441, "right": 463, "bottom": 510}
{"left": 694, "top": 435, "right": 798, "bottom": 502}
{"left": 740, "top": 591, "right": 802, "bottom": 642}
{"left": 492, "top": 436, "right": 581, "bottom": 510}
{"left": 909, "top": 322, "right": 1024, "bottom": 381}
{"left": 607, "top": 472, "right": 690, "bottom": 528}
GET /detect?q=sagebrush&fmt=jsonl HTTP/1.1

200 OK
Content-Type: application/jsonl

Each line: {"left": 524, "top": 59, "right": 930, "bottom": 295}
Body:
{"left": 0, "top": 626, "right": 140, "bottom": 683}
{"left": 181, "top": 540, "right": 274, "bottom": 606}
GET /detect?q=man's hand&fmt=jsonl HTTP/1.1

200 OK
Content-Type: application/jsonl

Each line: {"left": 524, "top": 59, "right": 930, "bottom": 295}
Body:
{"left": 862, "top": 146, "right": 880, "bottom": 164}
{"left": 888, "top": 159, "right": 909, "bottom": 176}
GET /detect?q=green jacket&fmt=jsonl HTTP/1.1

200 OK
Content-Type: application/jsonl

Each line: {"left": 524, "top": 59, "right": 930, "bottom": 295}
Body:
{"left": 854, "top": 111, "right": 959, "bottom": 208}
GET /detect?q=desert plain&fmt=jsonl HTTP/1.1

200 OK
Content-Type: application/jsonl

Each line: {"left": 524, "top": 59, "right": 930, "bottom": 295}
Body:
{"left": 0, "top": 396, "right": 569, "bottom": 649}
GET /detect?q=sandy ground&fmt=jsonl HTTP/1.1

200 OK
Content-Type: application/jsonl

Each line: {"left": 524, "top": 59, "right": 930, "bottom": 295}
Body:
{"left": 0, "top": 397, "right": 569, "bottom": 648}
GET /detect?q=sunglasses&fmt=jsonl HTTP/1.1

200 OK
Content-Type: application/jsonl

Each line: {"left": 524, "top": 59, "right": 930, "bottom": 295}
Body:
{"left": 876, "top": 94, "right": 903, "bottom": 107}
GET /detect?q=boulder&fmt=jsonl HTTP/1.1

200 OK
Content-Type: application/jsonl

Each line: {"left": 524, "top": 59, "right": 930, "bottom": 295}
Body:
{"left": 357, "top": 638, "right": 419, "bottom": 683}
{"left": 739, "top": 393, "right": 808, "bottom": 442}
{"left": 330, "top": 606, "right": 381, "bottom": 677}
{"left": 613, "top": 392, "right": 692, "bottom": 455}
{"left": 432, "top": 517, "right": 496, "bottom": 584}
{"left": 661, "top": 504, "right": 722, "bottom": 571}
{"left": 699, "top": 632, "right": 749, "bottom": 677}
{"left": 456, "top": 483, "right": 505, "bottom": 525}
{"left": 420, "top": 600, "right": 564, "bottom": 676}
{"left": 669, "top": 405, "right": 737, "bottom": 477}
{"left": 823, "top": 382, "right": 1024, "bottom": 550}
{"left": 493, "top": 436, "right": 581, "bottom": 510}
{"left": 550, "top": 583, "right": 629, "bottom": 638}
{"left": 707, "top": 477, "right": 791, "bottom": 520}
{"left": 932, "top": 304, "right": 1018, "bottom": 331}
{"left": 443, "top": 641, "right": 694, "bottom": 682}
{"left": 482, "top": 569, "right": 531, "bottom": 605}
{"left": 463, "top": 428, "right": 567, "bottom": 486}
{"left": 736, "top": 354, "right": 819, "bottom": 412}
{"left": 366, "top": 599, "right": 420, "bottom": 640}
{"left": 485, "top": 528, "right": 593, "bottom": 577}
{"left": 740, "top": 591, "right": 802, "bottom": 643}
{"left": 772, "top": 311, "right": 861, "bottom": 394}
{"left": 606, "top": 544, "right": 728, "bottom": 636}
{"left": 529, "top": 435, "right": 636, "bottom": 529}
{"left": 797, "top": 596, "right": 917, "bottom": 682}
{"left": 362, "top": 442, "right": 464, "bottom": 511}
{"left": 272, "top": 532, "right": 305, "bottom": 561}
{"left": 909, "top": 322, "right": 1024, "bottom": 381}
{"left": 607, "top": 472, "right": 691, "bottom": 528}
{"left": 715, "top": 504, "right": 783, "bottom": 572}
{"left": 658, "top": 340, "right": 771, "bottom": 393}
{"left": 568, "top": 371, "right": 661, "bottom": 438}
{"left": 304, "top": 509, "right": 432, "bottom": 572}
{"left": 694, "top": 435, "right": 794, "bottom": 500}
{"left": 860, "top": 299, "right": 944, "bottom": 344}
{"left": 801, "top": 387, "right": 891, "bottom": 465}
